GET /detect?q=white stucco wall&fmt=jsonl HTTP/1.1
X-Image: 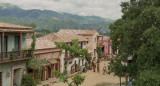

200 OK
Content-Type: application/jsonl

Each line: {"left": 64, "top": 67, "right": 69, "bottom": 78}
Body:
{"left": 0, "top": 61, "right": 26, "bottom": 86}
{"left": 0, "top": 33, "right": 28, "bottom": 86}
{"left": 92, "top": 32, "right": 99, "bottom": 58}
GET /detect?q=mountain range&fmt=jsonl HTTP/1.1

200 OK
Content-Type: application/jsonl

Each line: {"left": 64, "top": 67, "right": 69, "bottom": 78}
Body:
{"left": 0, "top": 3, "right": 113, "bottom": 37}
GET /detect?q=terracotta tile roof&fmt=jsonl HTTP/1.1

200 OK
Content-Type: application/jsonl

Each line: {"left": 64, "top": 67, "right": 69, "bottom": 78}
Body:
{"left": 58, "top": 29, "right": 98, "bottom": 35}
{"left": 27, "top": 38, "right": 56, "bottom": 49}
{"left": 40, "top": 33, "right": 87, "bottom": 43}
{"left": 0, "top": 22, "right": 31, "bottom": 29}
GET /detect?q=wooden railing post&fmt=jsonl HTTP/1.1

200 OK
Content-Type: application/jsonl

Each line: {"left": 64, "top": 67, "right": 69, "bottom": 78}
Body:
{"left": 20, "top": 32, "right": 22, "bottom": 58}
{"left": 1, "top": 32, "right": 4, "bottom": 61}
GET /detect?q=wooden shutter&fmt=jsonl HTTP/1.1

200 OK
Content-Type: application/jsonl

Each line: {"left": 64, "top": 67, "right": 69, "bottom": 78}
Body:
{"left": 0, "top": 72, "right": 2, "bottom": 86}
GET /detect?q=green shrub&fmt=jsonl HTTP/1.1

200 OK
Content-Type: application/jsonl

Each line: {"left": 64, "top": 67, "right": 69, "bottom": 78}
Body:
{"left": 21, "top": 74, "right": 37, "bottom": 86}
{"left": 10, "top": 52, "right": 18, "bottom": 60}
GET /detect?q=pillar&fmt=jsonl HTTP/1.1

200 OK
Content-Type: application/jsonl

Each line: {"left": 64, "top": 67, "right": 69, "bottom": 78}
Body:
{"left": 1, "top": 32, "right": 4, "bottom": 61}
{"left": 20, "top": 32, "right": 22, "bottom": 58}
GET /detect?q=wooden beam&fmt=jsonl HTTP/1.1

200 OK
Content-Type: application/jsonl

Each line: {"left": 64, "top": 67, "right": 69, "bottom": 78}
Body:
{"left": 20, "top": 32, "right": 22, "bottom": 58}
{"left": 1, "top": 32, "right": 4, "bottom": 61}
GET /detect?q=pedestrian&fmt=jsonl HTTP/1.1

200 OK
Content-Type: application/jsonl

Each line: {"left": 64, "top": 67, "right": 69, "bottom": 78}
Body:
{"left": 103, "top": 64, "right": 106, "bottom": 75}
{"left": 75, "top": 64, "right": 78, "bottom": 72}
{"left": 92, "top": 60, "right": 94, "bottom": 72}
{"left": 83, "top": 65, "right": 86, "bottom": 72}
{"left": 128, "top": 77, "right": 132, "bottom": 86}
{"left": 94, "top": 63, "right": 96, "bottom": 72}
{"left": 97, "top": 62, "right": 100, "bottom": 73}
{"left": 97, "top": 59, "right": 100, "bottom": 73}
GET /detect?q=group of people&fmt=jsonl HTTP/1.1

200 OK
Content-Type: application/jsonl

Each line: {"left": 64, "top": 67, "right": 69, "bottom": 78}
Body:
{"left": 81, "top": 57, "right": 108, "bottom": 75}
{"left": 92, "top": 57, "right": 107, "bottom": 75}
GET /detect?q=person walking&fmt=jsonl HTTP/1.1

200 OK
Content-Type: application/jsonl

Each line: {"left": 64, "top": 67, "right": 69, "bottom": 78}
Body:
{"left": 83, "top": 65, "right": 86, "bottom": 73}
{"left": 97, "top": 59, "right": 100, "bottom": 73}
{"left": 97, "top": 62, "right": 100, "bottom": 73}
{"left": 103, "top": 64, "right": 106, "bottom": 75}
{"left": 94, "top": 63, "right": 96, "bottom": 72}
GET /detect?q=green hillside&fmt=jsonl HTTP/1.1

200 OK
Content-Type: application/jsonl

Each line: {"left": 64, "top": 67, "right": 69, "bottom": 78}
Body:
{"left": 0, "top": 3, "right": 113, "bottom": 37}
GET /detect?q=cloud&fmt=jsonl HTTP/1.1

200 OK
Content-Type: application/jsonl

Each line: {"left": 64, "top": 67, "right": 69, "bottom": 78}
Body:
{"left": 0, "top": 0, "right": 129, "bottom": 20}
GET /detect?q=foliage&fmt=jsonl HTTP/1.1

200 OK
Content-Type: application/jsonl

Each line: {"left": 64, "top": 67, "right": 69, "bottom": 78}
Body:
{"left": 136, "top": 70, "right": 160, "bottom": 86}
{"left": 53, "top": 70, "right": 85, "bottom": 86}
{"left": 108, "top": 58, "right": 126, "bottom": 78}
{"left": 31, "top": 34, "right": 36, "bottom": 58}
{"left": 26, "top": 23, "right": 37, "bottom": 29}
{"left": 21, "top": 74, "right": 37, "bottom": 86}
{"left": 97, "top": 46, "right": 102, "bottom": 59}
{"left": 55, "top": 39, "right": 88, "bottom": 59}
{"left": 85, "top": 53, "right": 92, "bottom": 63}
{"left": 31, "top": 34, "right": 36, "bottom": 51}
{"left": 72, "top": 74, "right": 85, "bottom": 86}
{"left": 26, "top": 34, "right": 48, "bottom": 82}
{"left": 27, "top": 57, "right": 48, "bottom": 79}
{"left": 109, "top": 0, "right": 160, "bottom": 85}
{"left": 10, "top": 52, "right": 18, "bottom": 60}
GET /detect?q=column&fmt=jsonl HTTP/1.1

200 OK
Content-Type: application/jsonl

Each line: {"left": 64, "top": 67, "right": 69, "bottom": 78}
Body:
{"left": 19, "top": 32, "right": 22, "bottom": 58}
{"left": 1, "top": 32, "right": 4, "bottom": 61}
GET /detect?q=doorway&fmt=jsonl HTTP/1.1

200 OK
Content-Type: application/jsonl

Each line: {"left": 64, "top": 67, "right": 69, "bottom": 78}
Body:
{"left": 48, "top": 66, "right": 52, "bottom": 78}
{"left": 13, "top": 68, "right": 21, "bottom": 86}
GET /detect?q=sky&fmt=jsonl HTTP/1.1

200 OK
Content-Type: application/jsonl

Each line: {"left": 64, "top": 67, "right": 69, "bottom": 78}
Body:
{"left": 0, "top": 0, "right": 129, "bottom": 20}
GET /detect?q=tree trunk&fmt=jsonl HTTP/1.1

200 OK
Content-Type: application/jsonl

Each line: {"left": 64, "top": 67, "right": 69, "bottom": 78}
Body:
{"left": 126, "top": 75, "right": 128, "bottom": 86}
{"left": 120, "top": 77, "right": 121, "bottom": 86}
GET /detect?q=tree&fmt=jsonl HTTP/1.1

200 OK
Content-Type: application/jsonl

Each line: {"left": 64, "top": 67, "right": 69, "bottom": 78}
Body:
{"left": 53, "top": 39, "right": 87, "bottom": 86}
{"left": 55, "top": 39, "right": 89, "bottom": 60}
{"left": 109, "top": 0, "right": 160, "bottom": 85}
{"left": 26, "top": 23, "right": 37, "bottom": 29}
{"left": 97, "top": 46, "right": 102, "bottom": 60}
{"left": 53, "top": 71, "right": 85, "bottom": 86}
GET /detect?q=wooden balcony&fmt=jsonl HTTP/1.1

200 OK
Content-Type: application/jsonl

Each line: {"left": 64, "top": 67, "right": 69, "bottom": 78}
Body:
{"left": 0, "top": 50, "right": 32, "bottom": 63}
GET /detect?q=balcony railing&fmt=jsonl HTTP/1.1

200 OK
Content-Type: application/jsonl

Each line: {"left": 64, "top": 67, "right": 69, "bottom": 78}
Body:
{"left": 3, "top": 51, "right": 20, "bottom": 60}
{"left": 0, "top": 50, "right": 32, "bottom": 63}
{"left": 22, "top": 50, "right": 32, "bottom": 58}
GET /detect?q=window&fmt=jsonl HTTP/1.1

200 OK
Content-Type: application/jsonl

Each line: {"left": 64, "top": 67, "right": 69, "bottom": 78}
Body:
{"left": 4, "top": 36, "right": 8, "bottom": 58}
{"left": 0, "top": 72, "right": 2, "bottom": 86}
{"left": 81, "top": 42, "right": 83, "bottom": 49}
{"left": 4, "top": 36, "right": 8, "bottom": 52}
{"left": 14, "top": 36, "right": 20, "bottom": 51}
{"left": 86, "top": 38, "right": 89, "bottom": 44}
{"left": 94, "top": 38, "right": 96, "bottom": 42}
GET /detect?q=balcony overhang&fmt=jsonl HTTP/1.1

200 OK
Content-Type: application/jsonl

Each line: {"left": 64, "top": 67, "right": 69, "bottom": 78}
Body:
{"left": 0, "top": 57, "right": 32, "bottom": 64}
{"left": 0, "top": 29, "right": 34, "bottom": 33}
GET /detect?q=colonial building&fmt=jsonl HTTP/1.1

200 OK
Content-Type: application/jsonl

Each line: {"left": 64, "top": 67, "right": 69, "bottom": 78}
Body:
{"left": 99, "top": 36, "right": 117, "bottom": 57}
{"left": 0, "top": 22, "right": 34, "bottom": 86}
{"left": 27, "top": 38, "right": 61, "bottom": 81}
{"left": 58, "top": 29, "right": 103, "bottom": 59}
{"left": 40, "top": 33, "right": 88, "bottom": 74}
